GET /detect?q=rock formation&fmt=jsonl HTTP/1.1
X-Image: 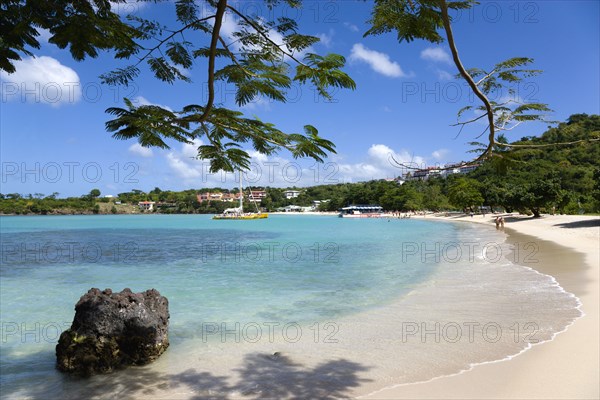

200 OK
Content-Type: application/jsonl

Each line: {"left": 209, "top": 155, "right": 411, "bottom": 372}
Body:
{"left": 56, "top": 288, "right": 169, "bottom": 376}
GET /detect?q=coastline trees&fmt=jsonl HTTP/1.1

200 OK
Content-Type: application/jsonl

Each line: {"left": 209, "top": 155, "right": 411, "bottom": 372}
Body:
{"left": 447, "top": 177, "right": 483, "bottom": 213}
{"left": 2, "top": 112, "right": 597, "bottom": 216}
{"left": 472, "top": 114, "right": 599, "bottom": 216}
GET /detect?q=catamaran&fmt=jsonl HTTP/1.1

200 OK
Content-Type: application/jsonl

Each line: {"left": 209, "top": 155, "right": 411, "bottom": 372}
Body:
{"left": 212, "top": 174, "right": 268, "bottom": 220}
{"left": 338, "top": 205, "right": 384, "bottom": 218}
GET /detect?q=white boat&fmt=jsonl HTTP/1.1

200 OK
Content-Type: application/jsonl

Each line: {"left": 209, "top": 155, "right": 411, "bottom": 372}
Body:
{"left": 338, "top": 205, "right": 384, "bottom": 218}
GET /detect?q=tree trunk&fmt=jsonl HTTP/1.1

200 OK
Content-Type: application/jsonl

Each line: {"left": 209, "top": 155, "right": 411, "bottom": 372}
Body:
{"left": 531, "top": 208, "right": 541, "bottom": 218}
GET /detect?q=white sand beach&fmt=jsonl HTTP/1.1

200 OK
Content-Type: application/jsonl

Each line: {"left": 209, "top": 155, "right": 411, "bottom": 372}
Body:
{"left": 364, "top": 214, "right": 600, "bottom": 399}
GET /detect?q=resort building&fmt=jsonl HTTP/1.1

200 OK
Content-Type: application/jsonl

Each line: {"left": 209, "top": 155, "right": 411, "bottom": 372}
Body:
{"left": 279, "top": 205, "right": 303, "bottom": 212}
{"left": 283, "top": 190, "right": 301, "bottom": 199}
{"left": 410, "top": 167, "right": 441, "bottom": 181}
{"left": 312, "top": 199, "right": 330, "bottom": 210}
{"left": 138, "top": 201, "right": 156, "bottom": 211}
{"left": 249, "top": 190, "right": 267, "bottom": 202}
{"left": 196, "top": 192, "right": 242, "bottom": 203}
{"left": 404, "top": 163, "right": 480, "bottom": 181}
{"left": 221, "top": 193, "right": 243, "bottom": 202}
{"left": 196, "top": 193, "right": 210, "bottom": 203}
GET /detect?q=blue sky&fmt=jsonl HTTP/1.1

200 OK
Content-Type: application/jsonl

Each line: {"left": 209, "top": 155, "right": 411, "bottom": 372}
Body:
{"left": 1, "top": 0, "right": 598, "bottom": 197}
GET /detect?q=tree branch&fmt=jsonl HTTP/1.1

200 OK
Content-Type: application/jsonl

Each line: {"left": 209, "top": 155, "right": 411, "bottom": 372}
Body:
{"left": 135, "top": 15, "right": 216, "bottom": 68}
{"left": 439, "top": 0, "right": 496, "bottom": 159}
{"left": 451, "top": 113, "right": 487, "bottom": 127}
{"left": 194, "top": 0, "right": 228, "bottom": 123}
{"left": 474, "top": 124, "right": 490, "bottom": 139}
{"left": 497, "top": 138, "right": 600, "bottom": 148}
{"left": 211, "top": 120, "right": 296, "bottom": 151}
{"left": 217, "top": 36, "right": 257, "bottom": 77}
{"left": 475, "top": 69, "right": 496, "bottom": 86}
{"left": 226, "top": 4, "right": 307, "bottom": 67}
{"left": 495, "top": 120, "right": 523, "bottom": 131}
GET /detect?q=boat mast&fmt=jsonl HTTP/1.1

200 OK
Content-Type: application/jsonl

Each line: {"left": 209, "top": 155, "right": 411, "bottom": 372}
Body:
{"left": 239, "top": 171, "right": 243, "bottom": 212}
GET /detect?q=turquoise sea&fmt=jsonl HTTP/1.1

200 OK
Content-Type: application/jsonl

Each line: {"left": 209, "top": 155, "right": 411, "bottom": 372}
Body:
{"left": 0, "top": 215, "right": 581, "bottom": 398}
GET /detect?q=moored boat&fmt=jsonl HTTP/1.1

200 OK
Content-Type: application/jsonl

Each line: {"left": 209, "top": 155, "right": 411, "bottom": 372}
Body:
{"left": 338, "top": 205, "right": 384, "bottom": 218}
{"left": 212, "top": 174, "right": 268, "bottom": 220}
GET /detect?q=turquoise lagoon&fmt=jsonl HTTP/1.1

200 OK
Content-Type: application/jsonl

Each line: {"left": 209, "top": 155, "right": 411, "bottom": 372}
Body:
{"left": 0, "top": 215, "right": 581, "bottom": 398}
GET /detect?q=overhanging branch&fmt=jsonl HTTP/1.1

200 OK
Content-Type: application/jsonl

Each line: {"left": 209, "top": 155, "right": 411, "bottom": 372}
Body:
{"left": 440, "top": 0, "right": 496, "bottom": 159}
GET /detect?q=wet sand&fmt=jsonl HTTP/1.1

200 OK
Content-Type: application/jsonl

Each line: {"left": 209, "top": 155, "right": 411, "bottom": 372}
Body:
{"left": 364, "top": 214, "right": 599, "bottom": 399}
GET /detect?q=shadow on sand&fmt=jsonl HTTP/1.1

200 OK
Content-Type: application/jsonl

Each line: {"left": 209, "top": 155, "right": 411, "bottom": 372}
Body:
{"left": 2, "top": 351, "right": 371, "bottom": 399}
{"left": 553, "top": 218, "right": 600, "bottom": 229}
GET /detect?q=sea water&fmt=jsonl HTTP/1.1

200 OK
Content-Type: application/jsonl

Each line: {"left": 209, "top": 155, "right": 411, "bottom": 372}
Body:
{"left": 0, "top": 215, "right": 581, "bottom": 398}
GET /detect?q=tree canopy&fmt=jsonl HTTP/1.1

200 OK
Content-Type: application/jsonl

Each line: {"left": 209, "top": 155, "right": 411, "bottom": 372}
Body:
{"left": 364, "top": 0, "right": 569, "bottom": 165}
{"left": 2, "top": 0, "right": 355, "bottom": 171}
{"left": 3, "top": 1, "right": 598, "bottom": 171}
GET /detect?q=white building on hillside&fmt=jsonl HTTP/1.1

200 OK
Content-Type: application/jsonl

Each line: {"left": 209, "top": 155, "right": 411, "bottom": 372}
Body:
{"left": 283, "top": 190, "right": 301, "bottom": 199}
{"left": 138, "top": 201, "right": 155, "bottom": 211}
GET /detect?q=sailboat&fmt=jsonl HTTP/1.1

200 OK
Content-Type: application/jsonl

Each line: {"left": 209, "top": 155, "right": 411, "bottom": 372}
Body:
{"left": 212, "top": 173, "right": 268, "bottom": 220}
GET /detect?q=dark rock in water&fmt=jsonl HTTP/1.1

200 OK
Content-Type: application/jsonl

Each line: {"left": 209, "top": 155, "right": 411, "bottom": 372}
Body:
{"left": 56, "top": 288, "right": 169, "bottom": 376}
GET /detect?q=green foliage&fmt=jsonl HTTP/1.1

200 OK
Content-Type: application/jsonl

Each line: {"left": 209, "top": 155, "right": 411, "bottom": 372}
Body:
{"left": 1, "top": 115, "right": 597, "bottom": 216}
{"left": 365, "top": 0, "right": 475, "bottom": 43}
{"left": 295, "top": 54, "right": 356, "bottom": 100}
{"left": 1, "top": 0, "right": 141, "bottom": 73}
{"left": 447, "top": 177, "right": 484, "bottom": 211}
{"left": 3, "top": 0, "right": 355, "bottom": 172}
{"left": 365, "top": 0, "right": 552, "bottom": 161}
{"left": 472, "top": 114, "right": 600, "bottom": 215}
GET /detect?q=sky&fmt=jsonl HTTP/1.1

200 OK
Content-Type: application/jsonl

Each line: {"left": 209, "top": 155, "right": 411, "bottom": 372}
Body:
{"left": 1, "top": 0, "right": 599, "bottom": 197}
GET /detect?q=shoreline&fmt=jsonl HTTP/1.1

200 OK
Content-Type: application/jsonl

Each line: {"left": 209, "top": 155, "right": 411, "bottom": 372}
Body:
{"left": 2, "top": 213, "right": 597, "bottom": 399}
{"left": 363, "top": 214, "right": 599, "bottom": 399}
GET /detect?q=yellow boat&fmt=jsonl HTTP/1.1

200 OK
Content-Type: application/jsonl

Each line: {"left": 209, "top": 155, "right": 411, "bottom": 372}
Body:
{"left": 212, "top": 174, "right": 268, "bottom": 220}
{"left": 212, "top": 211, "right": 268, "bottom": 220}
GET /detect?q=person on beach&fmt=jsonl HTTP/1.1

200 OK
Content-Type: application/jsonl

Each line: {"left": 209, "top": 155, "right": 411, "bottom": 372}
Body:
{"left": 495, "top": 216, "right": 505, "bottom": 229}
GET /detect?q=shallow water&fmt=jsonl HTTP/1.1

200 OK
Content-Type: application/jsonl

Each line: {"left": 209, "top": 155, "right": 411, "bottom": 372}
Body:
{"left": 0, "top": 215, "right": 581, "bottom": 399}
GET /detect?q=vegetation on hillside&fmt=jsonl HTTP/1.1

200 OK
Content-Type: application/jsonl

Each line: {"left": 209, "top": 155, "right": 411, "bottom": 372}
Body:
{"left": 1, "top": 114, "right": 598, "bottom": 216}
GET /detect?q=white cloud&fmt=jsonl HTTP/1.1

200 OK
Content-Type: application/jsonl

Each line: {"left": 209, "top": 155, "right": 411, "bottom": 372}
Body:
{"left": 344, "top": 22, "right": 359, "bottom": 32}
{"left": 431, "top": 148, "right": 450, "bottom": 161}
{"left": 164, "top": 140, "right": 430, "bottom": 187}
{"left": 349, "top": 43, "right": 408, "bottom": 78}
{"left": 167, "top": 152, "right": 202, "bottom": 181}
{"left": 166, "top": 139, "right": 204, "bottom": 182}
{"left": 331, "top": 144, "right": 427, "bottom": 182}
{"left": 240, "top": 96, "right": 272, "bottom": 111}
{"left": 420, "top": 47, "right": 452, "bottom": 65}
{"left": 132, "top": 96, "right": 173, "bottom": 112}
{"left": 317, "top": 30, "right": 334, "bottom": 47}
{"left": 182, "top": 138, "right": 203, "bottom": 159}
{"left": 129, "top": 143, "right": 154, "bottom": 158}
{"left": 383, "top": 106, "right": 392, "bottom": 112}
{"left": 368, "top": 144, "right": 425, "bottom": 169}
{"left": 435, "top": 69, "right": 454, "bottom": 81}
{"left": 498, "top": 92, "right": 524, "bottom": 105}
{"left": 219, "top": 13, "right": 238, "bottom": 41}
{"left": 0, "top": 56, "right": 81, "bottom": 106}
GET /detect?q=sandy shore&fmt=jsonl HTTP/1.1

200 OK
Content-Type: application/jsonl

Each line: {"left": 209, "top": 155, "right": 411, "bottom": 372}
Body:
{"left": 269, "top": 211, "right": 339, "bottom": 216}
{"left": 363, "top": 213, "right": 600, "bottom": 399}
